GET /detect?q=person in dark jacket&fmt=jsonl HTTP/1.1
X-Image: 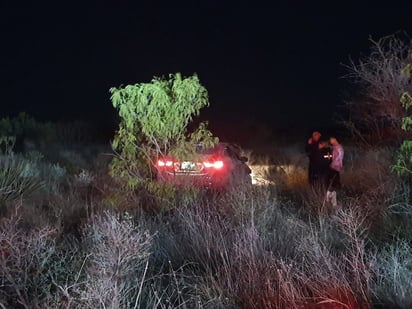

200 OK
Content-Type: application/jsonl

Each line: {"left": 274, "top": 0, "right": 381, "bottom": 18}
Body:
{"left": 305, "top": 131, "right": 322, "bottom": 186}
{"left": 317, "top": 140, "right": 333, "bottom": 187}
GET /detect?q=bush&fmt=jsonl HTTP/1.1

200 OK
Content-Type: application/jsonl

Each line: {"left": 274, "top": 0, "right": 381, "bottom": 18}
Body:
{"left": 373, "top": 241, "right": 412, "bottom": 308}
{"left": 0, "top": 156, "right": 44, "bottom": 206}
{"left": 343, "top": 33, "right": 412, "bottom": 145}
{"left": 77, "top": 211, "right": 153, "bottom": 309}
{"left": 0, "top": 214, "right": 58, "bottom": 308}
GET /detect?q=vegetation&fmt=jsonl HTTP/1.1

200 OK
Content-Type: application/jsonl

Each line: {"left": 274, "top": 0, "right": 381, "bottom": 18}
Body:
{"left": 0, "top": 156, "right": 44, "bottom": 205}
{"left": 343, "top": 33, "right": 412, "bottom": 145}
{"left": 109, "top": 73, "right": 218, "bottom": 188}
{"left": 392, "top": 70, "right": 412, "bottom": 176}
{"left": 2, "top": 142, "right": 410, "bottom": 308}
{"left": 1, "top": 39, "right": 412, "bottom": 308}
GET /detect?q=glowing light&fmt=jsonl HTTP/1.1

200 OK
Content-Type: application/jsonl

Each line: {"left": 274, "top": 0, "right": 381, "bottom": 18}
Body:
{"left": 204, "top": 160, "right": 224, "bottom": 169}
{"left": 158, "top": 160, "right": 173, "bottom": 167}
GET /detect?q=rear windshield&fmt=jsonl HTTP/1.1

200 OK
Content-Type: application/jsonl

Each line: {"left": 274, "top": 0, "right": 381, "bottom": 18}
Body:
{"left": 196, "top": 143, "right": 223, "bottom": 155}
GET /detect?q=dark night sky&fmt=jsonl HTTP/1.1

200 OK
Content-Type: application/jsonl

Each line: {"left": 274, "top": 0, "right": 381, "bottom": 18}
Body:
{"left": 2, "top": 0, "right": 412, "bottom": 133}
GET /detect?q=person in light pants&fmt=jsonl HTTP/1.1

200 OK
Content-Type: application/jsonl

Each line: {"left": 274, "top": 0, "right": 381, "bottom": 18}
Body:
{"left": 326, "top": 137, "right": 344, "bottom": 207}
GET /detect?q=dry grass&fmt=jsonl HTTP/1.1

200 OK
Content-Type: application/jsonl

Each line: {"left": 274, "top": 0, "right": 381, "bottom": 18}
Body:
{"left": 1, "top": 142, "right": 412, "bottom": 308}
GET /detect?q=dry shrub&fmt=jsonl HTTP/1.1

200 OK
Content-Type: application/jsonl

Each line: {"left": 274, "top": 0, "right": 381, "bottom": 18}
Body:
{"left": 343, "top": 33, "right": 412, "bottom": 145}
{"left": 19, "top": 188, "right": 92, "bottom": 237}
{"left": 341, "top": 147, "right": 396, "bottom": 196}
{"left": 373, "top": 240, "right": 412, "bottom": 308}
{"left": 298, "top": 186, "right": 332, "bottom": 216}
{"left": 78, "top": 211, "right": 153, "bottom": 309}
{"left": 0, "top": 156, "right": 44, "bottom": 206}
{"left": 340, "top": 146, "right": 400, "bottom": 232}
{"left": 209, "top": 215, "right": 373, "bottom": 309}
{"left": 333, "top": 207, "right": 374, "bottom": 304}
{"left": 0, "top": 213, "right": 58, "bottom": 309}
{"left": 151, "top": 189, "right": 374, "bottom": 309}
{"left": 282, "top": 204, "right": 373, "bottom": 308}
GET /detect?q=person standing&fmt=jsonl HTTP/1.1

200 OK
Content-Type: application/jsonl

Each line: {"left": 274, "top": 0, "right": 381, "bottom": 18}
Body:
{"left": 305, "top": 131, "right": 322, "bottom": 186}
{"left": 326, "top": 137, "right": 344, "bottom": 207}
{"left": 317, "top": 140, "right": 333, "bottom": 188}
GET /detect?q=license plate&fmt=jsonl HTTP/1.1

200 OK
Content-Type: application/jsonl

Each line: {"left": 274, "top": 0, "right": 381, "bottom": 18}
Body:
{"left": 181, "top": 161, "right": 195, "bottom": 170}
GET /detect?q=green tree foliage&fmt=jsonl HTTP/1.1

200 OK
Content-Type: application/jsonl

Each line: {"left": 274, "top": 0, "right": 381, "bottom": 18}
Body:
{"left": 109, "top": 73, "right": 218, "bottom": 187}
{"left": 392, "top": 83, "right": 412, "bottom": 176}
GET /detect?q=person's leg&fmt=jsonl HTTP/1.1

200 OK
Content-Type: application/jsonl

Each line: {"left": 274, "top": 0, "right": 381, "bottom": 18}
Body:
{"left": 330, "top": 170, "right": 340, "bottom": 207}
{"left": 330, "top": 190, "right": 337, "bottom": 207}
{"left": 325, "top": 168, "right": 333, "bottom": 203}
{"left": 326, "top": 190, "right": 332, "bottom": 203}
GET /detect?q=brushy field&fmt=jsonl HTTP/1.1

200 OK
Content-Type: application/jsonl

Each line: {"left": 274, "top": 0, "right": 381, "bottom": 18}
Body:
{"left": 1, "top": 131, "right": 412, "bottom": 309}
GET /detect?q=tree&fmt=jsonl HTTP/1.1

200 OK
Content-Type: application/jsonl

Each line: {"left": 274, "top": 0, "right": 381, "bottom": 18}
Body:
{"left": 343, "top": 33, "right": 412, "bottom": 145}
{"left": 109, "top": 73, "right": 218, "bottom": 187}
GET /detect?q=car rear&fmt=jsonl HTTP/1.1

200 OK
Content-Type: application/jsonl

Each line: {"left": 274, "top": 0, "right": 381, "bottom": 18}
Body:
{"left": 155, "top": 152, "right": 231, "bottom": 189}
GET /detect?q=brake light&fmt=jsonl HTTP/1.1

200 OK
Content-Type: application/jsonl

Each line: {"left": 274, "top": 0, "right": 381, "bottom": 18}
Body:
{"left": 157, "top": 159, "right": 173, "bottom": 167}
{"left": 203, "top": 160, "right": 224, "bottom": 169}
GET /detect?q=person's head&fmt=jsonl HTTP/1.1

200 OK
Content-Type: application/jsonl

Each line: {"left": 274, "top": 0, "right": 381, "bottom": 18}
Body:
{"left": 329, "top": 137, "right": 339, "bottom": 146}
{"left": 312, "top": 131, "right": 321, "bottom": 142}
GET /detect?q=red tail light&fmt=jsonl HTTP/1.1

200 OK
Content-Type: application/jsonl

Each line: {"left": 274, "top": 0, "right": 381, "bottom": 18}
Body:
{"left": 157, "top": 159, "right": 173, "bottom": 167}
{"left": 203, "top": 160, "right": 224, "bottom": 169}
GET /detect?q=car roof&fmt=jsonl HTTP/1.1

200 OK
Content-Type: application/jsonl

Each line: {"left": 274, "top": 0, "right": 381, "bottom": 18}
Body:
{"left": 199, "top": 142, "right": 242, "bottom": 154}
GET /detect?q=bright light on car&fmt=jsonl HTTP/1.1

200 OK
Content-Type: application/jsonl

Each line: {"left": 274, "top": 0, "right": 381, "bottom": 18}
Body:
{"left": 157, "top": 159, "right": 173, "bottom": 167}
{"left": 203, "top": 160, "right": 224, "bottom": 169}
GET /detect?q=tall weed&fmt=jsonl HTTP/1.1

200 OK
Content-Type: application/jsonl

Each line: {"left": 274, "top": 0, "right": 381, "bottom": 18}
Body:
{"left": 0, "top": 156, "right": 44, "bottom": 205}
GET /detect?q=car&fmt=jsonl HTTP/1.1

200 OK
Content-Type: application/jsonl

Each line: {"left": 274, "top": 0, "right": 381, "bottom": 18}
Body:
{"left": 155, "top": 142, "right": 252, "bottom": 190}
